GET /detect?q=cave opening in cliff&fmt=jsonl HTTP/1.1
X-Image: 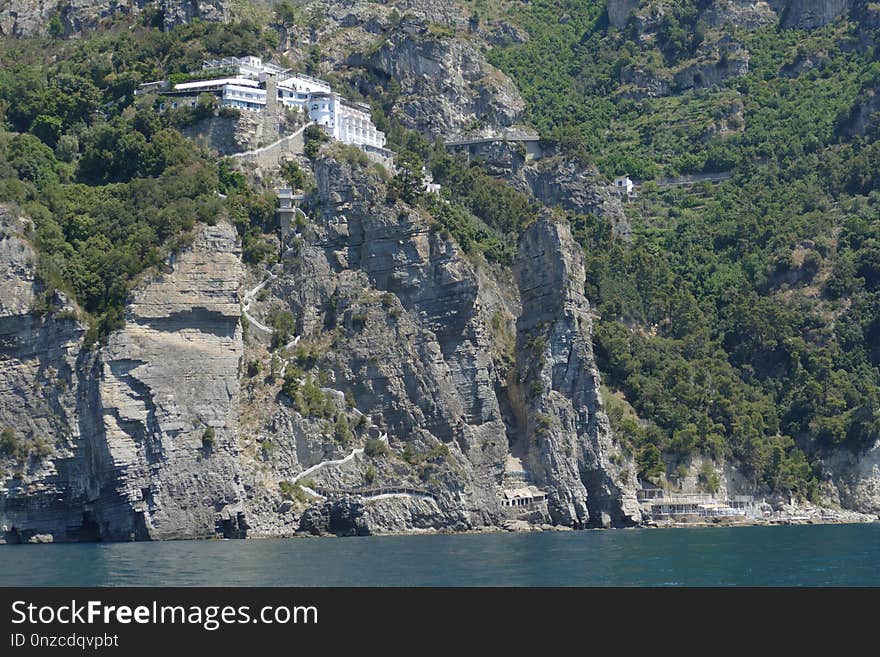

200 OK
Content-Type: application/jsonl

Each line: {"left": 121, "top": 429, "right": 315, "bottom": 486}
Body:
{"left": 77, "top": 511, "right": 101, "bottom": 542}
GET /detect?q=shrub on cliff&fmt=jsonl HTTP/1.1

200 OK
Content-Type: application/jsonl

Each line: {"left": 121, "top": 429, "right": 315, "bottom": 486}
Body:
{"left": 364, "top": 438, "right": 389, "bottom": 459}
{"left": 280, "top": 158, "right": 305, "bottom": 191}
{"left": 303, "top": 125, "right": 329, "bottom": 159}
{"left": 270, "top": 310, "right": 296, "bottom": 349}
{"left": 0, "top": 428, "right": 51, "bottom": 462}
{"left": 0, "top": 428, "right": 23, "bottom": 460}
{"left": 202, "top": 427, "right": 216, "bottom": 450}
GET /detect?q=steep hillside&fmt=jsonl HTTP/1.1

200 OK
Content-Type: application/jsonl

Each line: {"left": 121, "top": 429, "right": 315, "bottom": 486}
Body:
{"left": 1, "top": 1, "right": 879, "bottom": 542}
{"left": 474, "top": 0, "right": 880, "bottom": 511}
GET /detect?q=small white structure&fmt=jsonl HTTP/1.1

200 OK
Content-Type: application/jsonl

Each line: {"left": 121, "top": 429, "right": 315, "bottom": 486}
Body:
{"left": 614, "top": 175, "right": 635, "bottom": 199}
{"left": 422, "top": 167, "right": 441, "bottom": 194}
{"left": 499, "top": 486, "right": 548, "bottom": 511}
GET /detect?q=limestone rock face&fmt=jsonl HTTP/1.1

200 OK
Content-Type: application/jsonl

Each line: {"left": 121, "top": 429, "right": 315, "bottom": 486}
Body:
{"left": 514, "top": 217, "right": 641, "bottom": 528}
{"left": 606, "top": 0, "right": 852, "bottom": 33}
{"left": 350, "top": 25, "right": 525, "bottom": 140}
{"left": 519, "top": 156, "right": 632, "bottom": 240}
{"left": 275, "top": 3, "right": 522, "bottom": 142}
{"left": 237, "top": 155, "right": 643, "bottom": 534}
{"left": 705, "top": 0, "right": 780, "bottom": 28}
{"left": 822, "top": 443, "right": 880, "bottom": 515}
{"left": 297, "top": 496, "right": 453, "bottom": 536}
{"left": 608, "top": 0, "right": 641, "bottom": 29}
{"left": 673, "top": 39, "right": 750, "bottom": 91}
{"left": 0, "top": 0, "right": 229, "bottom": 37}
{"left": 768, "top": 0, "right": 852, "bottom": 28}
{"left": 94, "top": 220, "right": 245, "bottom": 540}
{"left": 0, "top": 0, "right": 129, "bottom": 37}
{"left": 160, "top": 0, "right": 229, "bottom": 31}
{"left": 248, "top": 154, "right": 513, "bottom": 531}
{"left": 359, "top": 496, "right": 457, "bottom": 534}
{"left": 0, "top": 207, "right": 89, "bottom": 543}
{"left": 0, "top": 215, "right": 247, "bottom": 542}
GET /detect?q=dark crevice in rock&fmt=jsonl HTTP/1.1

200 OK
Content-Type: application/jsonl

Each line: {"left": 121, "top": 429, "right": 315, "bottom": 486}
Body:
{"left": 132, "top": 308, "right": 239, "bottom": 337}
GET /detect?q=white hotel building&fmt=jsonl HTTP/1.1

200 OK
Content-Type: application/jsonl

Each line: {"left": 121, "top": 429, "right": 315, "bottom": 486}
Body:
{"left": 306, "top": 92, "right": 386, "bottom": 150}
{"left": 153, "top": 56, "right": 386, "bottom": 151}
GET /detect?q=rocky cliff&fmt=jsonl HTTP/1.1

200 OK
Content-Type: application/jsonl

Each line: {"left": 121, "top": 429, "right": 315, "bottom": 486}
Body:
{"left": 234, "top": 153, "right": 644, "bottom": 534}
{"left": 0, "top": 207, "right": 89, "bottom": 543}
{"left": 514, "top": 217, "right": 641, "bottom": 527}
{"left": 1, "top": 213, "right": 248, "bottom": 542}
{"left": 821, "top": 443, "right": 880, "bottom": 515}
{"left": 239, "top": 152, "right": 513, "bottom": 534}
{"left": 349, "top": 22, "right": 525, "bottom": 140}
{"left": 0, "top": 148, "right": 648, "bottom": 540}
{"left": 93, "top": 219, "right": 246, "bottom": 540}
{"left": 607, "top": 0, "right": 855, "bottom": 31}
{"left": 0, "top": 0, "right": 230, "bottom": 37}
{"left": 769, "top": 0, "right": 854, "bottom": 28}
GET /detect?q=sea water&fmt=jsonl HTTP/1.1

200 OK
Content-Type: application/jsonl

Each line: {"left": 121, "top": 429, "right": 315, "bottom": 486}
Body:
{"left": 1, "top": 523, "right": 877, "bottom": 586}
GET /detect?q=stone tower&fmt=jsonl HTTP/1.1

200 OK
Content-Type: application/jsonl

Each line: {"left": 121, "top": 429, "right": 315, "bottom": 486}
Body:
{"left": 265, "top": 74, "right": 278, "bottom": 113}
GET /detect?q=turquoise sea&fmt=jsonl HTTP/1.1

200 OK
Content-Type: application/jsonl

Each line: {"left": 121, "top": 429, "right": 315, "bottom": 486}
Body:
{"left": 1, "top": 523, "right": 878, "bottom": 586}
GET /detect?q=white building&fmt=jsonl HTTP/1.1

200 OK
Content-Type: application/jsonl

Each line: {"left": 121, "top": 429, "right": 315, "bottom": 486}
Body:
{"left": 202, "top": 55, "right": 287, "bottom": 80}
{"left": 307, "top": 92, "right": 386, "bottom": 150}
{"left": 278, "top": 72, "right": 332, "bottom": 96}
{"left": 422, "top": 167, "right": 441, "bottom": 194}
{"left": 613, "top": 175, "right": 636, "bottom": 199}
{"left": 159, "top": 55, "right": 386, "bottom": 150}
{"left": 222, "top": 84, "right": 267, "bottom": 111}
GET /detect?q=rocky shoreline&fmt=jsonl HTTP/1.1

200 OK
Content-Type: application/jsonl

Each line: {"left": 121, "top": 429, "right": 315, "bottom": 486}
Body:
{"left": 11, "top": 511, "right": 877, "bottom": 544}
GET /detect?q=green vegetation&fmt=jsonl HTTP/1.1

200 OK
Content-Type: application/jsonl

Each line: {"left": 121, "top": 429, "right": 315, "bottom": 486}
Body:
{"left": 279, "top": 480, "right": 312, "bottom": 504}
{"left": 387, "top": 150, "right": 424, "bottom": 205}
{"left": 280, "top": 158, "right": 305, "bottom": 191}
{"left": 358, "top": 74, "right": 523, "bottom": 264}
{"left": 328, "top": 141, "right": 372, "bottom": 168}
{"left": 246, "top": 359, "right": 261, "bottom": 378}
{"left": 227, "top": 189, "right": 277, "bottom": 265}
{"left": 364, "top": 438, "right": 390, "bottom": 459}
{"left": 482, "top": 2, "right": 866, "bottom": 176}
{"left": 699, "top": 462, "right": 721, "bottom": 494}
{"left": 333, "top": 413, "right": 353, "bottom": 444}
{"left": 164, "top": 92, "right": 219, "bottom": 129}
{"left": 0, "top": 427, "right": 52, "bottom": 462}
{"left": 0, "top": 18, "right": 280, "bottom": 343}
{"left": 270, "top": 310, "right": 296, "bottom": 349}
{"left": 293, "top": 342, "right": 319, "bottom": 369}
{"left": 476, "top": 3, "right": 880, "bottom": 497}
{"left": 281, "top": 371, "right": 337, "bottom": 419}
{"left": 303, "top": 124, "right": 330, "bottom": 159}
{"left": 402, "top": 442, "right": 450, "bottom": 466}
{"left": 0, "top": 428, "right": 22, "bottom": 460}
{"left": 202, "top": 426, "right": 216, "bottom": 450}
